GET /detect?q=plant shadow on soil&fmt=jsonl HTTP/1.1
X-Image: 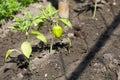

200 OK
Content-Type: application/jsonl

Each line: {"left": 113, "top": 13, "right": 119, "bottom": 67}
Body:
{"left": 5, "top": 54, "right": 29, "bottom": 69}
{"left": 67, "top": 11, "right": 120, "bottom": 80}
{"left": 5, "top": 41, "right": 69, "bottom": 70}
{"left": 32, "top": 41, "right": 69, "bottom": 53}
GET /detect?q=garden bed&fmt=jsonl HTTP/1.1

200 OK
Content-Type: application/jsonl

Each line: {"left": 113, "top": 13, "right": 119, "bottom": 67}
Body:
{"left": 0, "top": 0, "right": 120, "bottom": 80}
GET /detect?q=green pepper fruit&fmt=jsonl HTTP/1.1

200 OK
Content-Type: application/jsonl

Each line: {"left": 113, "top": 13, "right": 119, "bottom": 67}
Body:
{"left": 52, "top": 25, "right": 62, "bottom": 38}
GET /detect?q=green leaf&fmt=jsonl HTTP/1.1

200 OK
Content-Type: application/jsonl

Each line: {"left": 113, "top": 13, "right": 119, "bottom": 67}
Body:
{"left": 31, "top": 30, "right": 41, "bottom": 35}
{"left": 33, "top": 18, "right": 43, "bottom": 24}
{"left": 38, "top": 14, "right": 47, "bottom": 19}
{"left": 31, "top": 30, "right": 47, "bottom": 43}
{"left": 36, "top": 34, "right": 47, "bottom": 43}
{"left": 40, "top": 8, "right": 47, "bottom": 17}
{"left": 59, "top": 18, "right": 72, "bottom": 28}
{"left": 13, "top": 16, "right": 21, "bottom": 22}
{"left": 9, "top": 26, "right": 21, "bottom": 30}
{"left": 46, "top": 3, "right": 53, "bottom": 16}
{"left": 5, "top": 49, "right": 13, "bottom": 60}
{"left": 21, "top": 41, "right": 32, "bottom": 59}
{"left": 51, "top": 10, "right": 58, "bottom": 16}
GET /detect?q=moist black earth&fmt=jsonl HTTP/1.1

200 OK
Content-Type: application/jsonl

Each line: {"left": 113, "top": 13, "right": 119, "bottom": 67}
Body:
{"left": 0, "top": 0, "right": 120, "bottom": 80}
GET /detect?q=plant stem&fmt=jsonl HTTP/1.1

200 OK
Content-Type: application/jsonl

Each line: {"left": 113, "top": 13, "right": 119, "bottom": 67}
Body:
{"left": 25, "top": 32, "right": 29, "bottom": 40}
{"left": 93, "top": 0, "right": 97, "bottom": 18}
{"left": 50, "top": 34, "right": 54, "bottom": 54}
{"left": 67, "top": 37, "right": 71, "bottom": 54}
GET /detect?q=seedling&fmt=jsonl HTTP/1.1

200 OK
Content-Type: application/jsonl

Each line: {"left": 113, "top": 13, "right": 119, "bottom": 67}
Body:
{"left": 93, "top": 0, "right": 97, "bottom": 18}
{"left": 73, "top": 0, "right": 103, "bottom": 19}
{"left": 5, "top": 12, "right": 46, "bottom": 60}
{"left": 38, "top": 3, "right": 72, "bottom": 54}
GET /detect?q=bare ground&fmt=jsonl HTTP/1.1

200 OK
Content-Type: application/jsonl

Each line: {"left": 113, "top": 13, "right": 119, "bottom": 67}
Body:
{"left": 0, "top": 0, "right": 120, "bottom": 80}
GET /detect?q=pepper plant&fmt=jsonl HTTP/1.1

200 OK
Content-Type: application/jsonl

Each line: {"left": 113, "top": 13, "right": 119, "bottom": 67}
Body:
{"left": 5, "top": 3, "right": 72, "bottom": 61}
{"left": 37, "top": 3, "right": 72, "bottom": 54}
{"left": 5, "top": 12, "right": 47, "bottom": 60}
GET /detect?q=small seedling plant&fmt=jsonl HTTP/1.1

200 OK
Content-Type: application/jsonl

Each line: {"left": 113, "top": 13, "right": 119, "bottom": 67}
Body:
{"left": 5, "top": 12, "right": 47, "bottom": 60}
{"left": 38, "top": 3, "right": 72, "bottom": 53}
{"left": 93, "top": 0, "right": 98, "bottom": 18}
{"left": 5, "top": 3, "right": 72, "bottom": 61}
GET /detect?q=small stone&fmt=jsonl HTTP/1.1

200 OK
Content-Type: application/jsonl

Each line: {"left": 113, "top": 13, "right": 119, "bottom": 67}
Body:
{"left": 113, "top": 2, "right": 116, "bottom": 5}
{"left": 68, "top": 33, "right": 74, "bottom": 38}
{"left": 17, "top": 73, "right": 24, "bottom": 79}
{"left": 95, "top": 18, "right": 98, "bottom": 21}
{"left": 113, "top": 59, "right": 118, "bottom": 65}
{"left": 103, "top": 53, "right": 113, "bottom": 61}
{"left": 102, "top": 67, "right": 107, "bottom": 72}
{"left": 45, "top": 73, "right": 47, "bottom": 77}
{"left": 55, "top": 64, "right": 58, "bottom": 68}
{"left": 93, "top": 63, "right": 99, "bottom": 67}
{"left": 107, "top": 9, "right": 110, "bottom": 12}
{"left": 62, "top": 38, "right": 69, "bottom": 44}
{"left": 93, "top": 63, "right": 103, "bottom": 69}
{"left": 96, "top": 33, "right": 99, "bottom": 36}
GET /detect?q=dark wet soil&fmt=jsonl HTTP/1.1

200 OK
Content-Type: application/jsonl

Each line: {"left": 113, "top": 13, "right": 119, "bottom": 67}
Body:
{"left": 0, "top": 0, "right": 120, "bottom": 80}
